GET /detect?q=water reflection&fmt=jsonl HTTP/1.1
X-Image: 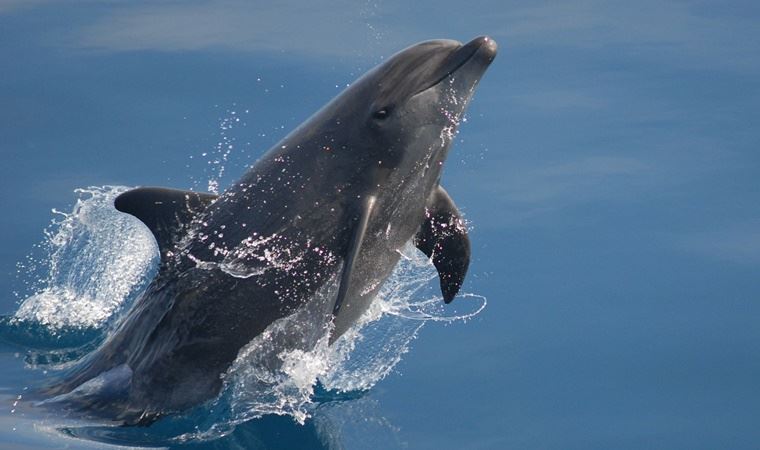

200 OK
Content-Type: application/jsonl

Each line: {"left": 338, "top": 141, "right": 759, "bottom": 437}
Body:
{"left": 2, "top": 331, "right": 404, "bottom": 450}
{"left": 59, "top": 396, "right": 403, "bottom": 450}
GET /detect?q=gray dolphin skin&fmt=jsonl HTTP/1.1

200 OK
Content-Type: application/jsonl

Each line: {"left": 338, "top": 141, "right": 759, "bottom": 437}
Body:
{"left": 42, "top": 36, "right": 497, "bottom": 423}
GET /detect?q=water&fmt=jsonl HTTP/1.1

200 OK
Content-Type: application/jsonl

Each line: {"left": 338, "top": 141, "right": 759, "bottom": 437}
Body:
{"left": 3, "top": 186, "right": 485, "bottom": 447}
{"left": 3, "top": 1, "right": 760, "bottom": 449}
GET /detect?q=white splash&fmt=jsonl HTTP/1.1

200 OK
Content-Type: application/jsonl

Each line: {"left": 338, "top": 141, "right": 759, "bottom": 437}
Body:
{"left": 188, "top": 108, "right": 248, "bottom": 195}
{"left": 185, "top": 232, "right": 335, "bottom": 281}
{"left": 189, "top": 243, "right": 486, "bottom": 438}
{"left": 13, "top": 186, "right": 486, "bottom": 439}
{"left": 13, "top": 186, "right": 158, "bottom": 330}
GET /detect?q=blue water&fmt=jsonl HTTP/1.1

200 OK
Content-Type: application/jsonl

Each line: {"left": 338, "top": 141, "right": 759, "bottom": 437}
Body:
{"left": 2, "top": 1, "right": 760, "bottom": 449}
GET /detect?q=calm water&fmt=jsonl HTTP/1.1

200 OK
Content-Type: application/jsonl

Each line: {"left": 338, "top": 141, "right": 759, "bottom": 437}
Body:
{"left": 2, "top": 1, "right": 760, "bottom": 449}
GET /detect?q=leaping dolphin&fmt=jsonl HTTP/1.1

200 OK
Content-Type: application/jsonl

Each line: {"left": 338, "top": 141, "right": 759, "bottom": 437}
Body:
{"left": 42, "top": 36, "right": 497, "bottom": 423}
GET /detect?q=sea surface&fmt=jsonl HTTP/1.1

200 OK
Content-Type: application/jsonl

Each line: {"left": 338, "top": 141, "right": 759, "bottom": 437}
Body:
{"left": 2, "top": 1, "right": 760, "bottom": 449}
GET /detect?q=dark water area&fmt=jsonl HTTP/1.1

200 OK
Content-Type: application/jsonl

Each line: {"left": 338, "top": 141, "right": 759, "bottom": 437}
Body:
{"left": 2, "top": 1, "right": 760, "bottom": 449}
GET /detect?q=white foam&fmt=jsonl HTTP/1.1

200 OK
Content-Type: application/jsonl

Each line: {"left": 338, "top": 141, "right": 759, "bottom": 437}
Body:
{"left": 14, "top": 186, "right": 158, "bottom": 330}
{"left": 193, "top": 243, "right": 486, "bottom": 437}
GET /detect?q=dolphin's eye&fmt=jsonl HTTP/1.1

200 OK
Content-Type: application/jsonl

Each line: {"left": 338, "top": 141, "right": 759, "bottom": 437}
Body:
{"left": 373, "top": 107, "right": 391, "bottom": 120}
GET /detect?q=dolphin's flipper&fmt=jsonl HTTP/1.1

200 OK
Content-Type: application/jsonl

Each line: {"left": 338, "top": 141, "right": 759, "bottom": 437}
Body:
{"left": 332, "top": 195, "right": 377, "bottom": 316}
{"left": 115, "top": 187, "right": 218, "bottom": 257}
{"left": 415, "top": 186, "right": 471, "bottom": 303}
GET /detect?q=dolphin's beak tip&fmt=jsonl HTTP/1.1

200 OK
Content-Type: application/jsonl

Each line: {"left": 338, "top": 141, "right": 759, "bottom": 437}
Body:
{"left": 476, "top": 36, "right": 498, "bottom": 61}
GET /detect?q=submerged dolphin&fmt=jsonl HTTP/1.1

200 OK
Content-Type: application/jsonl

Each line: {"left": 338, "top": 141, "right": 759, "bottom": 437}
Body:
{"left": 43, "top": 36, "right": 497, "bottom": 423}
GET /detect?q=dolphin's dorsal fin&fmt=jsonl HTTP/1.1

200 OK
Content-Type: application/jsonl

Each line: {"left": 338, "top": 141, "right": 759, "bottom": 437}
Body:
{"left": 414, "top": 186, "right": 471, "bottom": 303}
{"left": 114, "top": 187, "right": 218, "bottom": 259}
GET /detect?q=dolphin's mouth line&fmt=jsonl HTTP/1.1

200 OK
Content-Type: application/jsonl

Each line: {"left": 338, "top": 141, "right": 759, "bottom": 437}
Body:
{"left": 411, "top": 39, "right": 484, "bottom": 97}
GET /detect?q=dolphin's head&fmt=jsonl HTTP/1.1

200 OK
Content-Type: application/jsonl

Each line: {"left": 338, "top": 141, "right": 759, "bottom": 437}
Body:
{"left": 368, "top": 36, "right": 497, "bottom": 126}
{"left": 381, "top": 36, "right": 495, "bottom": 174}
{"left": 315, "top": 36, "right": 497, "bottom": 192}
{"left": 279, "top": 36, "right": 496, "bottom": 204}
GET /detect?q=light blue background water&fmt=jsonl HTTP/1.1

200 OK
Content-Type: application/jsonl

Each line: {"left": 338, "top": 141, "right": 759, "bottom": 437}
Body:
{"left": 2, "top": 1, "right": 760, "bottom": 449}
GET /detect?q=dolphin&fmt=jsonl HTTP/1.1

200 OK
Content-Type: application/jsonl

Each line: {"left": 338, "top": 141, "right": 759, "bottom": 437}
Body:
{"left": 42, "top": 36, "right": 497, "bottom": 423}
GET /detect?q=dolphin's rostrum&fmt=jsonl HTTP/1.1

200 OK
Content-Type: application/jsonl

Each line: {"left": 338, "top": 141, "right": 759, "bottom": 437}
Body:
{"left": 42, "top": 36, "right": 497, "bottom": 423}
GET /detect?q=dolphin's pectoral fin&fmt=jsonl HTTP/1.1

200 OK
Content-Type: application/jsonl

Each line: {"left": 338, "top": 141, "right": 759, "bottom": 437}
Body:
{"left": 332, "top": 195, "right": 377, "bottom": 317}
{"left": 414, "top": 186, "right": 471, "bottom": 303}
{"left": 115, "top": 187, "right": 218, "bottom": 258}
